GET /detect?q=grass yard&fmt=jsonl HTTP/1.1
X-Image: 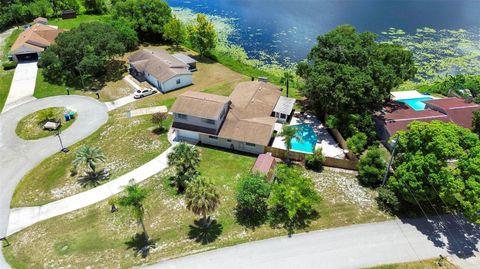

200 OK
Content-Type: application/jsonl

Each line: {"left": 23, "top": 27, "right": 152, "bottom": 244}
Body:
{"left": 48, "top": 15, "right": 111, "bottom": 30}
{"left": 364, "top": 258, "right": 457, "bottom": 269}
{"left": 0, "top": 69, "right": 13, "bottom": 111}
{"left": 15, "top": 107, "right": 76, "bottom": 140}
{"left": 1, "top": 28, "right": 21, "bottom": 61}
{"left": 4, "top": 148, "right": 391, "bottom": 268}
{"left": 11, "top": 109, "right": 172, "bottom": 207}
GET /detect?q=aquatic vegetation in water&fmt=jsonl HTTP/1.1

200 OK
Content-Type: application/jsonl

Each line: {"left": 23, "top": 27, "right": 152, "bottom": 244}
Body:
{"left": 380, "top": 27, "right": 480, "bottom": 85}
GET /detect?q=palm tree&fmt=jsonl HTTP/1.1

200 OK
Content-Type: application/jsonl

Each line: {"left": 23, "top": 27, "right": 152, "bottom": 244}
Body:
{"left": 73, "top": 145, "right": 106, "bottom": 175}
{"left": 185, "top": 177, "right": 220, "bottom": 227}
{"left": 279, "top": 125, "right": 302, "bottom": 161}
{"left": 280, "top": 71, "right": 294, "bottom": 97}
{"left": 168, "top": 142, "right": 201, "bottom": 191}
{"left": 119, "top": 180, "right": 150, "bottom": 245}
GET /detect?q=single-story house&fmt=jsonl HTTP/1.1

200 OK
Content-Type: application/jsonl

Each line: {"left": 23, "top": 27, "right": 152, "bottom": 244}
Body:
{"left": 171, "top": 81, "right": 296, "bottom": 154}
{"left": 10, "top": 23, "right": 64, "bottom": 62}
{"left": 252, "top": 152, "right": 277, "bottom": 180}
{"left": 128, "top": 48, "right": 193, "bottom": 93}
{"left": 376, "top": 97, "right": 480, "bottom": 143}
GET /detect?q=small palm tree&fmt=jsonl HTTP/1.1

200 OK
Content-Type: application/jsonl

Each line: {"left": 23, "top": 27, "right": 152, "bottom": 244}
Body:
{"left": 119, "top": 180, "right": 150, "bottom": 245}
{"left": 73, "top": 145, "right": 106, "bottom": 175}
{"left": 185, "top": 177, "right": 220, "bottom": 227}
{"left": 279, "top": 125, "right": 302, "bottom": 161}
{"left": 168, "top": 142, "right": 201, "bottom": 191}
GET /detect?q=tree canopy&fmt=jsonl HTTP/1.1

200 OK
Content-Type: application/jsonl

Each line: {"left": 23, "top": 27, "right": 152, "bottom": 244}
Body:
{"left": 38, "top": 22, "right": 135, "bottom": 87}
{"left": 189, "top": 13, "right": 217, "bottom": 56}
{"left": 167, "top": 142, "right": 201, "bottom": 192}
{"left": 185, "top": 177, "right": 220, "bottom": 226}
{"left": 235, "top": 173, "right": 271, "bottom": 229}
{"left": 358, "top": 146, "right": 386, "bottom": 185}
{"left": 113, "top": 0, "right": 172, "bottom": 38}
{"left": 297, "top": 25, "right": 416, "bottom": 116}
{"left": 163, "top": 15, "right": 186, "bottom": 46}
{"left": 388, "top": 121, "right": 480, "bottom": 223}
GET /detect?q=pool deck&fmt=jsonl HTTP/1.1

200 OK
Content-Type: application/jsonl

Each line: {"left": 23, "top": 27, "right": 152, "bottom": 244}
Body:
{"left": 391, "top": 90, "right": 434, "bottom": 100}
{"left": 272, "top": 114, "right": 346, "bottom": 159}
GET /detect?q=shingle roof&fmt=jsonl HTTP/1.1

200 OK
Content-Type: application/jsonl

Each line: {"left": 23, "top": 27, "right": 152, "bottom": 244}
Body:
{"left": 273, "top": 96, "right": 295, "bottom": 115}
{"left": 424, "top": 98, "right": 480, "bottom": 129}
{"left": 252, "top": 153, "right": 277, "bottom": 175}
{"left": 170, "top": 91, "right": 230, "bottom": 120}
{"left": 128, "top": 49, "right": 191, "bottom": 83}
{"left": 172, "top": 53, "right": 197, "bottom": 65}
{"left": 10, "top": 24, "right": 63, "bottom": 54}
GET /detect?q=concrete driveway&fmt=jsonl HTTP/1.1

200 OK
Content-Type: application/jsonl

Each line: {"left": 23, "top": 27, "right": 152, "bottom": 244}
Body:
{"left": 2, "top": 62, "right": 38, "bottom": 112}
{"left": 0, "top": 96, "right": 108, "bottom": 269}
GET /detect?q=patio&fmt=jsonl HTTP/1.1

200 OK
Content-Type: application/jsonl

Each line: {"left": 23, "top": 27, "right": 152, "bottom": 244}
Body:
{"left": 272, "top": 113, "right": 346, "bottom": 159}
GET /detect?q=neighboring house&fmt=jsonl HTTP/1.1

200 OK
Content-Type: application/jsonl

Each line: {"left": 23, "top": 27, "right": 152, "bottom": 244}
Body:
{"left": 61, "top": 10, "right": 77, "bottom": 19}
{"left": 375, "top": 97, "right": 480, "bottom": 143}
{"left": 128, "top": 49, "right": 193, "bottom": 93}
{"left": 252, "top": 152, "right": 277, "bottom": 180}
{"left": 10, "top": 23, "right": 64, "bottom": 62}
{"left": 33, "top": 17, "right": 48, "bottom": 25}
{"left": 423, "top": 98, "right": 480, "bottom": 129}
{"left": 171, "top": 81, "right": 296, "bottom": 154}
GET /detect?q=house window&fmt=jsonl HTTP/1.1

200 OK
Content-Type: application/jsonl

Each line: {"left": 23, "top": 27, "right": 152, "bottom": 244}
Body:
{"left": 209, "top": 135, "right": 218, "bottom": 140}
{"left": 177, "top": 113, "right": 187, "bottom": 120}
{"left": 246, "top": 142, "right": 256, "bottom": 147}
{"left": 280, "top": 113, "right": 287, "bottom": 119}
{"left": 176, "top": 79, "right": 181, "bottom": 84}
{"left": 202, "top": 118, "right": 215, "bottom": 125}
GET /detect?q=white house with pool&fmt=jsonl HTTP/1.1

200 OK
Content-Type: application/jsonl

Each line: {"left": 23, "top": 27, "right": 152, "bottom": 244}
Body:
{"left": 169, "top": 80, "right": 345, "bottom": 158}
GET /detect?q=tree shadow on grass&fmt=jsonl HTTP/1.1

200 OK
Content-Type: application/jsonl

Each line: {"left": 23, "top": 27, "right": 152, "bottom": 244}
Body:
{"left": 188, "top": 219, "right": 223, "bottom": 245}
{"left": 151, "top": 127, "right": 167, "bottom": 135}
{"left": 78, "top": 169, "right": 109, "bottom": 187}
{"left": 125, "top": 232, "right": 156, "bottom": 258}
{"left": 401, "top": 214, "right": 480, "bottom": 258}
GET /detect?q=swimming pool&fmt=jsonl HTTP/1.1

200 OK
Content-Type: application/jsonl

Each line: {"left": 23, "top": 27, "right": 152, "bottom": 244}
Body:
{"left": 291, "top": 124, "right": 317, "bottom": 153}
{"left": 397, "top": 97, "right": 433, "bottom": 111}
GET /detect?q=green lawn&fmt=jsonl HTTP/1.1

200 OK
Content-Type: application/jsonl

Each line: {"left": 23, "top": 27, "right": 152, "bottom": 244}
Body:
{"left": 5, "top": 147, "right": 390, "bottom": 268}
{"left": 2, "top": 28, "right": 21, "bottom": 61}
{"left": 364, "top": 258, "right": 457, "bottom": 269}
{"left": 48, "top": 15, "right": 111, "bottom": 30}
{"left": 0, "top": 70, "right": 14, "bottom": 111}
{"left": 15, "top": 107, "right": 76, "bottom": 140}
{"left": 11, "top": 110, "right": 172, "bottom": 207}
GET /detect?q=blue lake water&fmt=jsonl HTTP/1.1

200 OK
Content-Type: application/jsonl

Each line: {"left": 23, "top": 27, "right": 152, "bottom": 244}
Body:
{"left": 167, "top": 0, "right": 480, "bottom": 62}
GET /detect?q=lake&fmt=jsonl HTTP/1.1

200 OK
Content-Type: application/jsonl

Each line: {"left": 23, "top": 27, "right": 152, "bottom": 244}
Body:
{"left": 167, "top": 0, "right": 480, "bottom": 63}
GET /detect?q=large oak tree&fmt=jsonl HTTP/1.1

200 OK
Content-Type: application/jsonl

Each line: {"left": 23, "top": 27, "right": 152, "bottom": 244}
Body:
{"left": 297, "top": 25, "right": 416, "bottom": 116}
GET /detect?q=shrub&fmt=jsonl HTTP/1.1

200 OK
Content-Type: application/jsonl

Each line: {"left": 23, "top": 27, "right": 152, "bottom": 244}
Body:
{"left": 358, "top": 146, "right": 386, "bottom": 186}
{"left": 325, "top": 115, "right": 338, "bottom": 129}
{"left": 376, "top": 186, "right": 400, "bottom": 212}
{"left": 473, "top": 110, "right": 480, "bottom": 135}
{"left": 235, "top": 173, "right": 271, "bottom": 229}
{"left": 151, "top": 112, "right": 168, "bottom": 130}
{"left": 305, "top": 148, "right": 324, "bottom": 171}
{"left": 2, "top": 61, "right": 17, "bottom": 70}
{"left": 346, "top": 132, "right": 368, "bottom": 155}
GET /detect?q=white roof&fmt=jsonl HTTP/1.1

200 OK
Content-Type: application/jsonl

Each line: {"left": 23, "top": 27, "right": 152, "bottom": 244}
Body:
{"left": 172, "top": 53, "right": 197, "bottom": 65}
{"left": 391, "top": 90, "right": 428, "bottom": 100}
{"left": 273, "top": 96, "right": 296, "bottom": 115}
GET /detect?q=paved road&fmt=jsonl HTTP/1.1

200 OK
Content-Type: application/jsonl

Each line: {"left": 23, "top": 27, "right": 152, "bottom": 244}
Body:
{"left": 144, "top": 215, "right": 479, "bottom": 269}
{"left": 7, "top": 145, "right": 173, "bottom": 235}
{"left": 2, "top": 62, "right": 38, "bottom": 112}
{"left": 0, "top": 96, "right": 108, "bottom": 269}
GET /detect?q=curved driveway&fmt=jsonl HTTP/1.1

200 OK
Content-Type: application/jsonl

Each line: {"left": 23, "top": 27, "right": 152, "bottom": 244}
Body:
{"left": 0, "top": 96, "right": 108, "bottom": 268}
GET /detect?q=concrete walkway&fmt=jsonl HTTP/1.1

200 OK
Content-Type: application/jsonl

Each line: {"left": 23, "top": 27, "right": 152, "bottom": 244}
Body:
{"left": 144, "top": 215, "right": 479, "bottom": 269}
{"left": 2, "top": 62, "right": 38, "bottom": 112}
{"left": 104, "top": 94, "right": 137, "bottom": 111}
{"left": 0, "top": 96, "right": 108, "bottom": 269}
{"left": 7, "top": 145, "right": 173, "bottom": 235}
{"left": 128, "top": 105, "right": 167, "bottom": 117}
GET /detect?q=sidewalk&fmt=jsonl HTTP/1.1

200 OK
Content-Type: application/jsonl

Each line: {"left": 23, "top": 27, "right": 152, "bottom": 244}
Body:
{"left": 7, "top": 145, "right": 174, "bottom": 236}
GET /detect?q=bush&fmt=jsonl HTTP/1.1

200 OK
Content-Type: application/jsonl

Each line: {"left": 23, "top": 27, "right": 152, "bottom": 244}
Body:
{"left": 473, "top": 110, "right": 480, "bottom": 135}
{"left": 2, "top": 61, "right": 17, "bottom": 70}
{"left": 346, "top": 132, "right": 368, "bottom": 155}
{"left": 305, "top": 148, "right": 324, "bottom": 171}
{"left": 325, "top": 115, "right": 338, "bottom": 129}
{"left": 358, "top": 146, "right": 386, "bottom": 186}
{"left": 235, "top": 173, "right": 271, "bottom": 229}
{"left": 377, "top": 186, "right": 400, "bottom": 212}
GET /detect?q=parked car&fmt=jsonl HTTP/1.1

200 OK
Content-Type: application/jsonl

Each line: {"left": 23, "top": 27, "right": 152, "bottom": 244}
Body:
{"left": 133, "top": 88, "right": 157, "bottom": 99}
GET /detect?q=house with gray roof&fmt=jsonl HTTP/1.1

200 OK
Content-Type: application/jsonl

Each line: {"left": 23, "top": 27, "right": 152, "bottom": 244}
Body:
{"left": 128, "top": 48, "right": 194, "bottom": 93}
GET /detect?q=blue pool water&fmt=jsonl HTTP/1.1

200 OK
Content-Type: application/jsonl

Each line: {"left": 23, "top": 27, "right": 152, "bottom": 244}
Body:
{"left": 291, "top": 124, "right": 317, "bottom": 153}
{"left": 397, "top": 97, "right": 433, "bottom": 111}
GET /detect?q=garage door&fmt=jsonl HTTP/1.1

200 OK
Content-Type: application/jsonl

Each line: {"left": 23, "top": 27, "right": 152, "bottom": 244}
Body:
{"left": 177, "top": 129, "right": 199, "bottom": 140}
{"left": 16, "top": 53, "right": 38, "bottom": 62}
